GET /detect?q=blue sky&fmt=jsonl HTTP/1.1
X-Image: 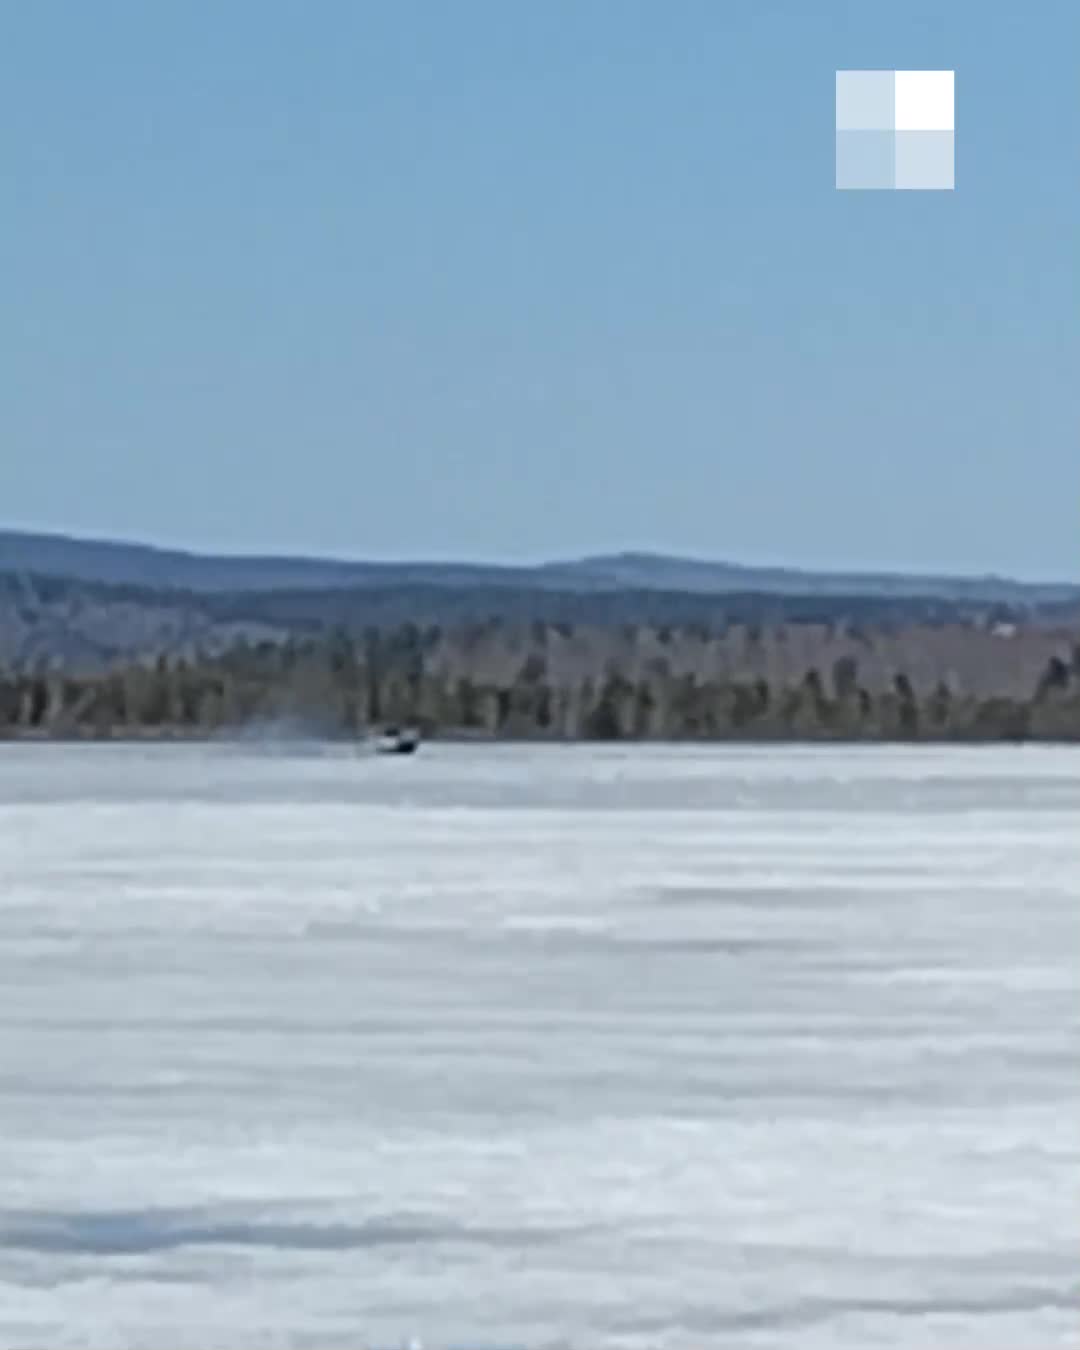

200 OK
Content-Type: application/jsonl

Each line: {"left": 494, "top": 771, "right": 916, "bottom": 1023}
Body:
{"left": 3, "top": 1, "right": 1077, "bottom": 577}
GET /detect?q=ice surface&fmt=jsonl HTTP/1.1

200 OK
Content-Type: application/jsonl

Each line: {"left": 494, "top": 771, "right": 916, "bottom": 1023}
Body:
{"left": 0, "top": 743, "right": 1077, "bottom": 1348}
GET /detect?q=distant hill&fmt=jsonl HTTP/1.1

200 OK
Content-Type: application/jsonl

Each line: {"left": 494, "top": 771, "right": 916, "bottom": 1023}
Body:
{"left": 551, "top": 552, "right": 1079, "bottom": 606}
{"left": 1, "top": 530, "right": 1076, "bottom": 606}
{"left": 0, "top": 529, "right": 565, "bottom": 595}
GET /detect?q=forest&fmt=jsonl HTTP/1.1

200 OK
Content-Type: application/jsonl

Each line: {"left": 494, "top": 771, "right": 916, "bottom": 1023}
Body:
{"left": 3, "top": 620, "right": 1079, "bottom": 742}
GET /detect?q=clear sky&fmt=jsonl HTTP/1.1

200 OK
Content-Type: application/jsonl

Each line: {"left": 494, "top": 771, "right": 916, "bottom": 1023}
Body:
{"left": 3, "top": 0, "right": 1077, "bottom": 577}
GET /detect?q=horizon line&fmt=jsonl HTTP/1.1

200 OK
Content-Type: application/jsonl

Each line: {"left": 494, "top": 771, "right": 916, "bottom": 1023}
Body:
{"left": 1, "top": 522, "right": 1075, "bottom": 589}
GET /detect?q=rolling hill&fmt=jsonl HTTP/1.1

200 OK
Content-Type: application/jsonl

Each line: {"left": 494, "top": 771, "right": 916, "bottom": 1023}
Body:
{"left": 1, "top": 529, "right": 1076, "bottom": 606}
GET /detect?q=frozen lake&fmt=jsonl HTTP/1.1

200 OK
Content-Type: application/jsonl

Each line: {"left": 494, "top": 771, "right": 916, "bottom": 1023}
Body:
{"left": 0, "top": 743, "right": 1076, "bottom": 1348}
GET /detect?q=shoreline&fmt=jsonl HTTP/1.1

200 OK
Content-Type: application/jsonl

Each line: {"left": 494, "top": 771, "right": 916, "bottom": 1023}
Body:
{"left": 2, "top": 726, "right": 1077, "bottom": 747}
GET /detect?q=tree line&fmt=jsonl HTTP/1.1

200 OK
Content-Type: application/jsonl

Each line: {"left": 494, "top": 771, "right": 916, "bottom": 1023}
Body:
{"left": 2, "top": 624, "right": 1079, "bottom": 741}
